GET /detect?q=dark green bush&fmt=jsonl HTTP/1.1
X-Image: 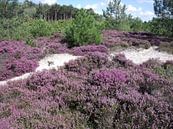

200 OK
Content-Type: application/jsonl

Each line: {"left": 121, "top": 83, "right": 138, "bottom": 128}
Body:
{"left": 130, "top": 17, "right": 143, "bottom": 32}
{"left": 149, "top": 18, "right": 173, "bottom": 37}
{"left": 65, "top": 9, "right": 102, "bottom": 47}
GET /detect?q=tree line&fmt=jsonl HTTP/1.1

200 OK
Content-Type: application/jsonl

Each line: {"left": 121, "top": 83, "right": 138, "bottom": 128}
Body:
{"left": 0, "top": 0, "right": 172, "bottom": 37}
{"left": 0, "top": 0, "right": 96, "bottom": 20}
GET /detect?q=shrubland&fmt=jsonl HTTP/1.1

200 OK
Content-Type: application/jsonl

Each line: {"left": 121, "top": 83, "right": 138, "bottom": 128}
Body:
{"left": 0, "top": 18, "right": 72, "bottom": 46}
{"left": 1, "top": 28, "right": 172, "bottom": 81}
{"left": 0, "top": 30, "right": 173, "bottom": 128}
{"left": 148, "top": 18, "right": 173, "bottom": 37}
{"left": 0, "top": 0, "right": 173, "bottom": 128}
{"left": 0, "top": 46, "right": 173, "bottom": 128}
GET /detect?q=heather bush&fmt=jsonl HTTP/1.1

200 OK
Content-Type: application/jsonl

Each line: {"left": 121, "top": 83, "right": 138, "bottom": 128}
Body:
{"left": 64, "top": 54, "right": 173, "bottom": 128}
{"left": 141, "top": 59, "right": 161, "bottom": 69}
{"left": 112, "top": 54, "right": 135, "bottom": 68}
{"left": 89, "top": 68, "right": 129, "bottom": 86}
{"left": 142, "top": 59, "right": 173, "bottom": 79}
{"left": 159, "top": 41, "right": 173, "bottom": 54}
{"left": 65, "top": 52, "right": 108, "bottom": 75}
{"left": 0, "top": 53, "right": 173, "bottom": 128}
{"left": 154, "top": 61, "right": 173, "bottom": 79}
{"left": 71, "top": 45, "right": 108, "bottom": 56}
{"left": 6, "top": 57, "right": 37, "bottom": 75}
{"left": 0, "top": 29, "right": 173, "bottom": 128}
{"left": 103, "top": 30, "right": 172, "bottom": 49}
{"left": 0, "top": 41, "right": 42, "bottom": 81}
{"left": 82, "top": 68, "right": 172, "bottom": 128}
{"left": 65, "top": 9, "right": 102, "bottom": 47}
{"left": 35, "top": 33, "right": 69, "bottom": 54}
{"left": 26, "top": 70, "right": 67, "bottom": 90}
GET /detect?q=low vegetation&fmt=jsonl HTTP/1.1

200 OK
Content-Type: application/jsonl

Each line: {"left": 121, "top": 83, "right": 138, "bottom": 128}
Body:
{"left": 0, "top": 0, "right": 173, "bottom": 128}
{"left": 0, "top": 30, "right": 173, "bottom": 128}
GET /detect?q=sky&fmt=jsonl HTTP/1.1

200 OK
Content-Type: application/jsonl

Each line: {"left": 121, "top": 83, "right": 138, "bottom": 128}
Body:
{"left": 21, "top": 0, "right": 156, "bottom": 21}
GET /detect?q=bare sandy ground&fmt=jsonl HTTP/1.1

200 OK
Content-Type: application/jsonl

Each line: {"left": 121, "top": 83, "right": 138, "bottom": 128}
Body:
{"left": 111, "top": 46, "right": 173, "bottom": 64}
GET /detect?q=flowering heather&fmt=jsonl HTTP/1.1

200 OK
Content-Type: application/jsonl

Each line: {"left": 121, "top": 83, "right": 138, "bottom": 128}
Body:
{"left": 0, "top": 41, "right": 42, "bottom": 81}
{"left": 71, "top": 44, "right": 108, "bottom": 56}
{"left": 0, "top": 30, "right": 173, "bottom": 128}
{"left": 112, "top": 54, "right": 135, "bottom": 67}
{"left": 103, "top": 30, "right": 173, "bottom": 49}
{"left": 0, "top": 52, "right": 173, "bottom": 128}
{"left": 90, "top": 68, "right": 129, "bottom": 85}
{"left": 64, "top": 52, "right": 108, "bottom": 75}
{"left": 35, "top": 33, "right": 69, "bottom": 54}
{"left": 141, "top": 59, "right": 162, "bottom": 69}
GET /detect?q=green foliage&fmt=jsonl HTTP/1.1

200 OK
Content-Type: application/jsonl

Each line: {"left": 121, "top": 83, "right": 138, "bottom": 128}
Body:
{"left": 103, "top": 0, "right": 128, "bottom": 30}
{"left": 0, "top": 0, "right": 19, "bottom": 18}
{"left": 153, "top": 0, "right": 173, "bottom": 37}
{"left": 0, "top": 17, "right": 28, "bottom": 40}
{"left": 103, "top": 0, "right": 144, "bottom": 32}
{"left": 96, "top": 20, "right": 106, "bottom": 31}
{"left": 51, "top": 20, "right": 72, "bottom": 33}
{"left": 65, "top": 9, "right": 102, "bottom": 47}
{"left": 118, "top": 20, "right": 131, "bottom": 31}
{"left": 148, "top": 18, "right": 173, "bottom": 37}
{"left": 130, "top": 17, "right": 143, "bottom": 32}
{"left": 0, "top": 0, "right": 79, "bottom": 21}
{"left": 103, "top": 0, "right": 126, "bottom": 21}
{"left": 142, "top": 21, "right": 151, "bottom": 32}
{"left": 0, "top": 17, "right": 66, "bottom": 46}
{"left": 154, "top": 64, "right": 173, "bottom": 78}
{"left": 25, "top": 19, "right": 53, "bottom": 38}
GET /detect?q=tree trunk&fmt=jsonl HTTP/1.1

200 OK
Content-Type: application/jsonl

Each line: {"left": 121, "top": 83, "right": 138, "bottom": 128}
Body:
{"left": 55, "top": 11, "right": 57, "bottom": 20}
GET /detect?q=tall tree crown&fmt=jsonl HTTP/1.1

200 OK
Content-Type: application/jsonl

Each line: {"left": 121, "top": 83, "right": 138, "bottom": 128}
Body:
{"left": 103, "top": 0, "right": 126, "bottom": 20}
{"left": 154, "top": 0, "right": 173, "bottom": 18}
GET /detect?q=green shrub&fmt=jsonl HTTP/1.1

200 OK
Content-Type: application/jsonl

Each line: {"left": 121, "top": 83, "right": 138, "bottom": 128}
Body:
{"left": 149, "top": 18, "right": 173, "bottom": 37}
{"left": 130, "top": 17, "right": 143, "bottom": 32}
{"left": 117, "top": 20, "right": 131, "bottom": 31}
{"left": 51, "top": 20, "right": 72, "bottom": 33}
{"left": 154, "top": 65, "right": 173, "bottom": 78}
{"left": 0, "top": 17, "right": 28, "bottom": 40}
{"left": 26, "top": 19, "right": 53, "bottom": 38}
{"left": 0, "top": 18, "right": 54, "bottom": 46}
{"left": 65, "top": 9, "right": 102, "bottom": 47}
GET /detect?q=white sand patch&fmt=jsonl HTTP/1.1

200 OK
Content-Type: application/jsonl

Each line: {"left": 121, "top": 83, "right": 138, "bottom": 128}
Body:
{"left": 111, "top": 46, "right": 173, "bottom": 64}
{"left": 36, "top": 54, "right": 79, "bottom": 71}
{"left": 0, "top": 54, "right": 80, "bottom": 86}
{"left": 0, "top": 73, "right": 31, "bottom": 86}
